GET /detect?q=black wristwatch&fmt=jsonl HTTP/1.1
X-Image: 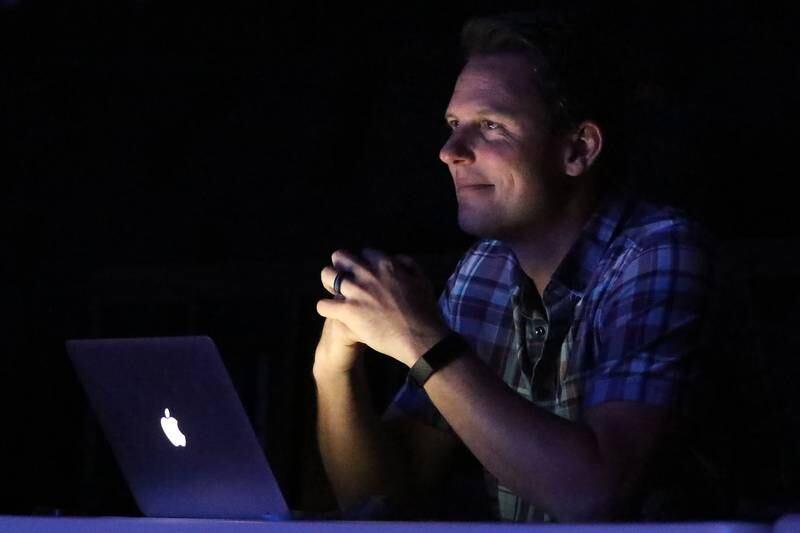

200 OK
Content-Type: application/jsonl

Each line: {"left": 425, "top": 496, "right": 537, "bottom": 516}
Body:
{"left": 409, "top": 333, "right": 469, "bottom": 387}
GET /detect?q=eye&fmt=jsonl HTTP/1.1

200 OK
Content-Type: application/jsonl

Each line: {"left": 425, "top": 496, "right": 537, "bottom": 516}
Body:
{"left": 447, "top": 119, "right": 459, "bottom": 129}
{"left": 480, "top": 119, "right": 499, "bottom": 130}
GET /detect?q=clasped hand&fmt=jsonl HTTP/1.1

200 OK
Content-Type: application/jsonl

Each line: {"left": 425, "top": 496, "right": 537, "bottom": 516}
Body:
{"left": 316, "top": 249, "right": 449, "bottom": 368}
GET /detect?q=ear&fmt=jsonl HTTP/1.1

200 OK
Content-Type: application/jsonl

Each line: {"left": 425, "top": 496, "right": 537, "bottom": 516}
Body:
{"left": 561, "top": 120, "right": 603, "bottom": 177}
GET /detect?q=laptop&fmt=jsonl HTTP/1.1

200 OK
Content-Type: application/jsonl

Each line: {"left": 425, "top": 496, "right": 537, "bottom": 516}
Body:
{"left": 65, "top": 335, "right": 291, "bottom": 520}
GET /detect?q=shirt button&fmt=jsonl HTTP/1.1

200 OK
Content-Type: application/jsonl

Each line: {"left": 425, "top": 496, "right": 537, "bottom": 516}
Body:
{"left": 534, "top": 326, "right": 547, "bottom": 337}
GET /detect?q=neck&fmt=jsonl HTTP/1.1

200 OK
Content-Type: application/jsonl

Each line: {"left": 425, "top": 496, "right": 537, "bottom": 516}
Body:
{"left": 508, "top": 188, "right": 599, "bottom": 296}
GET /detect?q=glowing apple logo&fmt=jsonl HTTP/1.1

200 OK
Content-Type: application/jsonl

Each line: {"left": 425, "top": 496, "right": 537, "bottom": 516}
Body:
{"left": 160, "top": 408, "right": 187, "bottom": 447}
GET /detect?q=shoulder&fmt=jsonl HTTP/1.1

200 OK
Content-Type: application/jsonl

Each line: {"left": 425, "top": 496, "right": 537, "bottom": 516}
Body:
{"left": 457, "top": 239, "right": 516, "bottom": 271}
{"left": 453, "top": 239, "right": 519, "bottom": 282}
{"left": 581, "top": 198, "right": 723, "bottom": 330}
{"left": 602, "top": 200, "right": 719, "bottom": 285}
{"left": 613, "top": 200, "right": 716, "bottom": 257}
{"left": 439, "top": 240, "right": 521, "bottom": 332}
{"left": 448, "top": 240, "right": 521, "bottom": 294}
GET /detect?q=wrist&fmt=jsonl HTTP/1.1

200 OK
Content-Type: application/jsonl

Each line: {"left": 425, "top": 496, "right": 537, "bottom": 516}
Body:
{"left": 312, "top": 343, "right": 364, "bottom": 382}
{"left": 399, "top": 325, "right": 451, "bottom": 368}
{"left": 408, "top": 332, "right": 469, "bottom": 387}
{"left": 312, "top": 359, "right": 357, "bottom": 385}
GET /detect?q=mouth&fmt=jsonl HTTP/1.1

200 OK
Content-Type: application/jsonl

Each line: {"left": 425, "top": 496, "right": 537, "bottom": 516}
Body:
{"left": 456, "top": 184, "right": 494, "bottom": 193}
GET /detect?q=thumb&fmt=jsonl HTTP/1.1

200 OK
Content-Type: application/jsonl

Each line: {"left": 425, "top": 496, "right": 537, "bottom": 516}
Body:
{"left": 316, "top": 298, "right": 347, "bottom": 319}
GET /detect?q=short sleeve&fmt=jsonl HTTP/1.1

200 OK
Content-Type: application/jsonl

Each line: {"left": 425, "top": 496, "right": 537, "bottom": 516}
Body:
{"left": 584, "top": 240, "right": 715, "bottom": 411}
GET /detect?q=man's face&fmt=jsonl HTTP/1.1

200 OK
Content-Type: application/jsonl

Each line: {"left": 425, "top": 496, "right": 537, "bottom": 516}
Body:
{"left": 440, "top": 53, "right": 565, "bottom": 241}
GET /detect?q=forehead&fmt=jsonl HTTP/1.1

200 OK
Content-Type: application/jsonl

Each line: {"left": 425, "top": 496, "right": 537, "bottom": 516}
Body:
{"left": 447, "top": 53, "right": 545, "bottom": 118}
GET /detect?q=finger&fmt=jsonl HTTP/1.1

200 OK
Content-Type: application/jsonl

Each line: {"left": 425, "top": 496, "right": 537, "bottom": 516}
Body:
{"left": 320, "top": 266, "right": 339, "bottom": 295}
{"left": 331, "top": 249, "right": 373, "bottom": 280}
{"left": 316, "top": 298, "right": 348, "bottom": 320}
{"left": 321, "top": 266, "right": 360, "bottom": 298}
{"left": 361, "top": 248, "right": 394, "bottom": 274}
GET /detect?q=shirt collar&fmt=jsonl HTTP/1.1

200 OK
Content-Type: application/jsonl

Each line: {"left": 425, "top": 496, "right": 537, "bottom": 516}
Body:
{"left": 546, "top": 190, "right": 634, "bottom": 299}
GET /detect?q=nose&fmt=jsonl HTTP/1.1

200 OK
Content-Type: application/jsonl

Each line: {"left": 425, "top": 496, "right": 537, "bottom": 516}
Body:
{"left": 439, "top": 131, "right": 475, "bottom": 166}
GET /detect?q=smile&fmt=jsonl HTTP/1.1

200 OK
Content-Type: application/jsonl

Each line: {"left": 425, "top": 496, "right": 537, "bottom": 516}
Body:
{"left": 456, "top": 184, "right": 494, "bottom": 192}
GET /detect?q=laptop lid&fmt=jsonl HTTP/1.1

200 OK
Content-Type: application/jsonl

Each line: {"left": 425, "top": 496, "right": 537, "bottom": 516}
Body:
{"left": 66, "top": 335, "right": 290, "bottom": 520}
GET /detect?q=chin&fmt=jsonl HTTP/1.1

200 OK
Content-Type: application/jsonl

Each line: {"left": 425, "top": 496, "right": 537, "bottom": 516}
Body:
{"left": 458, "top": 208, "right": 538, "bottom": 243}
{"left": 457, "top": 211, "right": 504, "bottom": 240}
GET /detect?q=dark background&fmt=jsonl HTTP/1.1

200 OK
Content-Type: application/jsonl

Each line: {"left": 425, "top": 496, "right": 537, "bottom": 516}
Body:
{"left": 1, "top": 0, "right": 799, "bottom": 519}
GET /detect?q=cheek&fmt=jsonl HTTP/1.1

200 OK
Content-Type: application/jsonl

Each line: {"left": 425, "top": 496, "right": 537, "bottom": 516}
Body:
{"left": 515, "top": 138, "right": 555, "bottom": 181}
{"left": 488, "top": 145, "right": 534, "bottom": 192}
{"left": 477, "top": 140, "right": 525, "bottom": 177}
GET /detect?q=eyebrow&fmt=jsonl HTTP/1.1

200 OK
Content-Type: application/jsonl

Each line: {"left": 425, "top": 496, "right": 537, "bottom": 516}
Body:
{"left": 444, "top": 107, "right": 517, "bottom": 122}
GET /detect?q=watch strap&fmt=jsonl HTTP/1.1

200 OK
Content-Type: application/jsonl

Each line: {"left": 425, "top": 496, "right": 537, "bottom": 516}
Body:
{"left": 409, "top": 333, "right": 468, "bottom": 387}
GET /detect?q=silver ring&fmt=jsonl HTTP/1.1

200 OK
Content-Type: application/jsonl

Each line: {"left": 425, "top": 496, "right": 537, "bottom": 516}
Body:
{"left": 333, "top": 271, "right": 346, "bottom": 296}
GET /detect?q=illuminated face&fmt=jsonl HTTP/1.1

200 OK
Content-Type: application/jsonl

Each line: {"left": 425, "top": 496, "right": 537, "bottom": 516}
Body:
{"left": 440, "top": 53, "right": 566, "bottom": 241}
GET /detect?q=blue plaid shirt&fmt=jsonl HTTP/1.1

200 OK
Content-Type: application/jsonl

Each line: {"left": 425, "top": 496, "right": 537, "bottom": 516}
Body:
{"left": 389, "top": 192, "right": 720, "bottom": 521}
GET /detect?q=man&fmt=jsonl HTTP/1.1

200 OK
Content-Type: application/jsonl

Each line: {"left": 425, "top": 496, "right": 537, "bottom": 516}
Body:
{"left": 313, "top": 11, "right": 728, "bottom": 522}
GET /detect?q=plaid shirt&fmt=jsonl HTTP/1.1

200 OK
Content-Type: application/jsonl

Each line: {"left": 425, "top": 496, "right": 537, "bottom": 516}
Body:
{"left": 389, "top": 192, "right": 719, "bottom": 521}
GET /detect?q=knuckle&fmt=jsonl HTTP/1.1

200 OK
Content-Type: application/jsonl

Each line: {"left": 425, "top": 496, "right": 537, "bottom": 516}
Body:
{"left": 331, "top": 249, "right": 352, "bottom": 265}
{"left": 377, "top": 257, "right": 394, "bottom": 273}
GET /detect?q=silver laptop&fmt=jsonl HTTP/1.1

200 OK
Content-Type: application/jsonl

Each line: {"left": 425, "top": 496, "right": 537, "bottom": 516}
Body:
{"left": 66, "top": 336, "right": 290, "bottom": 520}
